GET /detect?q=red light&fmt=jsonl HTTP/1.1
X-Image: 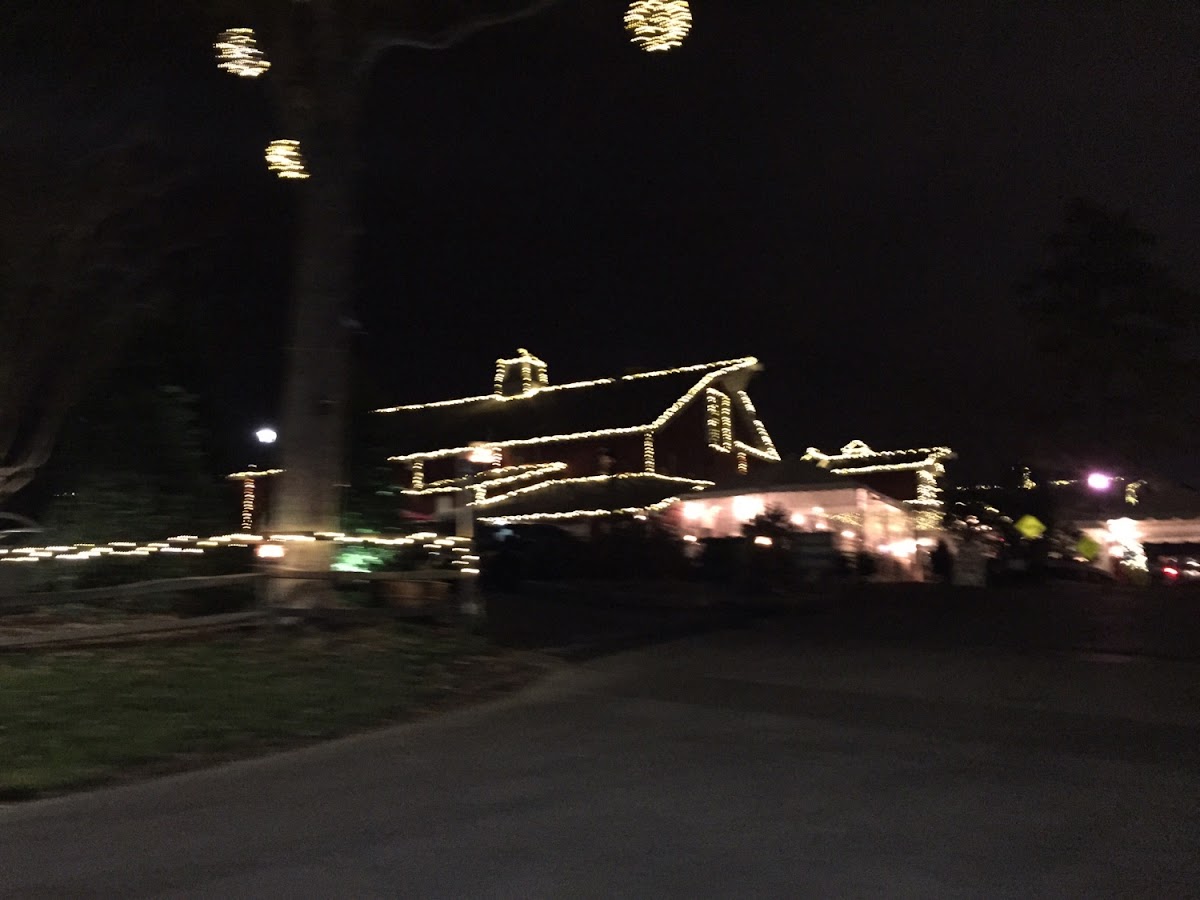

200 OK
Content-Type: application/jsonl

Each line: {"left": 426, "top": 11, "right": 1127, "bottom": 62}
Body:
{"left": 1163, "top": 566, "right": 1179, "bottom": 578}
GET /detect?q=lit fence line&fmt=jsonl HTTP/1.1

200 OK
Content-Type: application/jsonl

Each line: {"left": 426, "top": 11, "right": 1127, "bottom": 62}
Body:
{"left": 0, "top": 531, "right": 472, "bottom": 565}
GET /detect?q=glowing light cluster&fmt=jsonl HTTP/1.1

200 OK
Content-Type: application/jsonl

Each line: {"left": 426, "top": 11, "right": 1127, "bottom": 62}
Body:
{"left": 644, "top": 433, "right": 656, "bottom": 473}
{"left": 494, "top": 348, "right": 548, "bottom": 395}
{"left": 732, "top": 495, "right": 765, "bottom": 523}
{"left": 1105, "top": 517, "right": 1147, "bottom": 571}
{"left": 241, "top": 479, "right": 255, "bottom": 531}
{"left": 214, "top": 27, "right": 270, "bottom": 78}
{"left": 624, "top": 0, "right": 693, "bottom": 52}
{"left": 705, "top": 391, "right": 720, "bottom": 449}
{"left": 265, "top": 139, "right": 310, "bottom": 180}
{"left": 705, "top": 389, "right": 733, "bottom": 453}
{"left": 1125, "top": 480, "right": 1145, "bottom": 506}
{"left": 719, "top": 393, "right": 732, "bottom": 449}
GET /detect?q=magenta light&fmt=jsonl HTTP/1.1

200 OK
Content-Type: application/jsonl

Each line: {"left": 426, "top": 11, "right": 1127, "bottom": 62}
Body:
{"left": 1086, "top": 472, "right": 1113, "bottom": 491}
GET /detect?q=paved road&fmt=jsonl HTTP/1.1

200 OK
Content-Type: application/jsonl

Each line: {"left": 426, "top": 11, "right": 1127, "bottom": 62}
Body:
{"left": 3, "top": 621, "right": 1199, "bottom": 898}
{"left": 758, "top": 583, "right": 1200, "bottom": 660}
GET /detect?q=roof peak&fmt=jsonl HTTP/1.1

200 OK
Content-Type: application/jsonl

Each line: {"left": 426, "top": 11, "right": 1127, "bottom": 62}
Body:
{"left": 375, "top": 355, "right": 758, "bottom": 414}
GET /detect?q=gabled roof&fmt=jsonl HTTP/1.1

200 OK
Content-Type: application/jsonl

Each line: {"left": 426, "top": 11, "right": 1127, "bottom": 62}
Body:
{"left": 376, "top": 356, "right": 760, "bottom": 460}
{"left": 803, "top": 440, "right": 953, "bottom": 473}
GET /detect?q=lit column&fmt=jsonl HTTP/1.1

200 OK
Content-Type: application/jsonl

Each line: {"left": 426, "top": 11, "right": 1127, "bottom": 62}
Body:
{"left": 242, "top": 478, "right": 255, "bottom": 531}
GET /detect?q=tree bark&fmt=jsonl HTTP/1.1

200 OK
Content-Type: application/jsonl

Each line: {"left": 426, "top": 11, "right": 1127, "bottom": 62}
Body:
{"left": 267, "top": 7, "right": 358, "bottom": 601}
{"left": 272, "top": 156, "right": 353, "bottom": 537}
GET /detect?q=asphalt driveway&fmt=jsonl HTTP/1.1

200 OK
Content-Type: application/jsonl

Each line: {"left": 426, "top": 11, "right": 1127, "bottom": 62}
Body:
{"left": 2, "top": 621, "right": 1198, "bottom": 898}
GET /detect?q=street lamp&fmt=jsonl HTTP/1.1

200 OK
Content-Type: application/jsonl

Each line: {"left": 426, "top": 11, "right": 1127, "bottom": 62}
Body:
{"left": 1086, "top": 472, "right": 1113, "bottom": 492}
{"left": 255, "top": 427, "right": 278, "bottom": 445}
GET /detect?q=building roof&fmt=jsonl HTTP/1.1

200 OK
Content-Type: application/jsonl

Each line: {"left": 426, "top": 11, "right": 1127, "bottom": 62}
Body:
{"left": 473, "top": 473, "right": 710, "bottom": 523}
{"left": 803, "top": 439, "right": 953, "bottom": 473}
{"left": 701, "top": 457, "right": 850, "bottom": 497}
{"left": 375, "top": 356, "right": 759, "bottom": 460}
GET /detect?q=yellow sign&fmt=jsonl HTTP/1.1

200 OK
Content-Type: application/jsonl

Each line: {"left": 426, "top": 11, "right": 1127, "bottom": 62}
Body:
{"left": 1076, "top": 535, "right": 1101, "bottom": 561}
{"left": 1015, "top": 514, "right": 1046, "bottom": 540}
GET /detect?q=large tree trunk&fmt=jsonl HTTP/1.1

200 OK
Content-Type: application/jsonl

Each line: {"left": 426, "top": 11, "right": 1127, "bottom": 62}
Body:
{"left": 273, "top": 161, "right": 352, "bottom": 536}
{"left": 267, "top": 19, "right": 358, "bottom": 603}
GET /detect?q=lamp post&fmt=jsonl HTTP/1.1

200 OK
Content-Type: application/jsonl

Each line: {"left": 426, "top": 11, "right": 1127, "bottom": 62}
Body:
{"left": 234, "top": 427, "right": 282, "bottom": 533}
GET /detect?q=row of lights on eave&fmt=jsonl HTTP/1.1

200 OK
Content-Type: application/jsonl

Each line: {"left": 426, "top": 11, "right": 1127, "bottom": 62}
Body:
{"left": 214, "top": 2, "right": 693, "bottom": 180}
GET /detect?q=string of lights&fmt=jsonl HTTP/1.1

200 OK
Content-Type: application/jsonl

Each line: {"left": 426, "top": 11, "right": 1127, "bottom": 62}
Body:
{"left": 401, "top": 462, "right": 567, "bottom": 496}
{"left": 805, "top": 440, "right": 953, "bottom": 462}
{"left": 0, "top": 531, "right": 478, "bottom": 565}
{"left": 241, "top": 480, "right": 255, "bottom": 531}
{"left": 467, "top": 472, "right": 713, "bottom": 510}
{"left": 735, "top": 391, "right": 780, "bottom": 461}
{"left": 477, "top": 495, "right": 681, "bottom": 525}
{"left": 375, "top": 356, "right": 757, "bottom": 414}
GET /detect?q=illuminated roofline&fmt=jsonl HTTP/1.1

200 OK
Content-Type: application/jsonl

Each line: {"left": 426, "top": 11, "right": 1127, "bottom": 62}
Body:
{"left": 373, "top": 356, "right": 757, "bottom": 414}
{"left": 477, "top": 495, "right": 682, "bottom": 525}
{"left": 733, "top": 390, "right": 781, "bottom": 461}
{"left": 822, "top": 460, "right": 933, "bottom": 475}
{"left": 468, "top": 472, "right": 713, "bottom": 509}
{"left": 804, "top": 440, "right": 953, "bottom": 463}
{"left": 401, "top": 462, "right": 567, "bottom": 496}
{"left": 387, "top": 358, "right": 759, "bottom": 462}
{"left": 226, "top": 468, "right": 284, "bottom": 480}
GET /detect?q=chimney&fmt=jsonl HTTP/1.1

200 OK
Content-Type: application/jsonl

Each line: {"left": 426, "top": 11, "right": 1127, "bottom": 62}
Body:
{"left": 493, "top": 348, "right": 548, "bottom": 397}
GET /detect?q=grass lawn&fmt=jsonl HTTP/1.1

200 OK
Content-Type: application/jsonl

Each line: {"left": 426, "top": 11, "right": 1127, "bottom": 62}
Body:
{"left": 0, "top": 625, "right": 543, "bottom": 801}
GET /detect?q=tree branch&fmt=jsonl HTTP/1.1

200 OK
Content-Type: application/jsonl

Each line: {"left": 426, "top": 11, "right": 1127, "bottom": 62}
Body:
{"left": 357, "top": 0, "right": 562, "bottom": 80}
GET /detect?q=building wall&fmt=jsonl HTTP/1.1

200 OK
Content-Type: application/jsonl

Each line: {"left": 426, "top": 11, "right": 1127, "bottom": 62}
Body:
{"left": 832, "top": 469, "right": 920, "bottom": 502}
{"left": 501, "top": 434, "right": 646, "bottom": 477}
{"left": 672, "top": 488, "right": 916, "bottom": 567}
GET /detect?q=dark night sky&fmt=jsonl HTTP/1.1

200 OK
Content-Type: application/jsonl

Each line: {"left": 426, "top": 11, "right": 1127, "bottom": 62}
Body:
{"left": 15, "top": 1, "right": 1200, "bottom": 477}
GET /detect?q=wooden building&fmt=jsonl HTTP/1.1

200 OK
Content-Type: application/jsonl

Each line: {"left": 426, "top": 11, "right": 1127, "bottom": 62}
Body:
{"left": 373, "top": 349, "right": 781, "bottom": 525}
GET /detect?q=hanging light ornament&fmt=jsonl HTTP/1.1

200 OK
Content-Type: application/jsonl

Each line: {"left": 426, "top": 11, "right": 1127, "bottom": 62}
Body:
{"left": 624, "top": 0, "right": 693, "bottom": 52}
{"left": 265, "top": 140, "right": 310, "bottom": 180}
{"left": 214, "top": 28, "right": 271, "bottom": 78}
